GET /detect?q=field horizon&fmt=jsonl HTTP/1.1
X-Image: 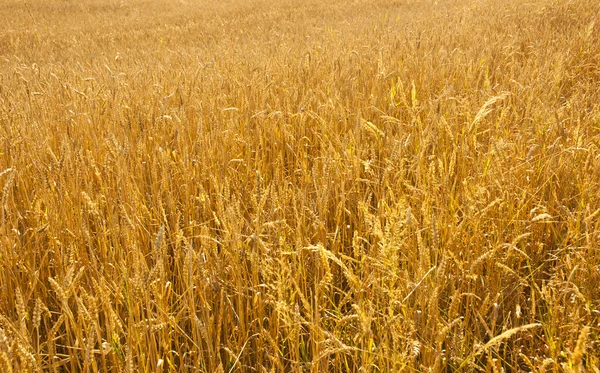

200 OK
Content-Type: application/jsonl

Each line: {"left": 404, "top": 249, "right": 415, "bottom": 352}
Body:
{"left": 1, "top": 0, "right": 599, "bottom": 371}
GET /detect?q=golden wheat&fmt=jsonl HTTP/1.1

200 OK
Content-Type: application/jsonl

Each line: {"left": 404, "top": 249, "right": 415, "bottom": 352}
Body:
{"left": 0, "top": 0, "right": 599, "bottom": 371}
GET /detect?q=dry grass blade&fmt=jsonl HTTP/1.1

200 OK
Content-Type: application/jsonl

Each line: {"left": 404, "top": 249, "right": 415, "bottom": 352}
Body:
{"left": 468, "top": 92, "right": 510, "bottom": 133}
{"left": 459, "top": 323, "right": 542, "bottom": 369}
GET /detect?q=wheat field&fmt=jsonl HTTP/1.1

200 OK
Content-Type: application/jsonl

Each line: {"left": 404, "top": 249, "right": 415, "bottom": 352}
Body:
{"left": 0, "top": 0, "right": 599, "bottom": 371}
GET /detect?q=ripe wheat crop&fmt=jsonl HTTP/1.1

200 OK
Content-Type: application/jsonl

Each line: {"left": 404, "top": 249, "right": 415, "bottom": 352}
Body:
{"left": 0, "top": 0, "right": 599, "bottom": 371}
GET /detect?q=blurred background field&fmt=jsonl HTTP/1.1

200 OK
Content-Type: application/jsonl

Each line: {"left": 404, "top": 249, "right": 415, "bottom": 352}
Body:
{"left": 0, "top": 0, "right": 599, "bottom": 371}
